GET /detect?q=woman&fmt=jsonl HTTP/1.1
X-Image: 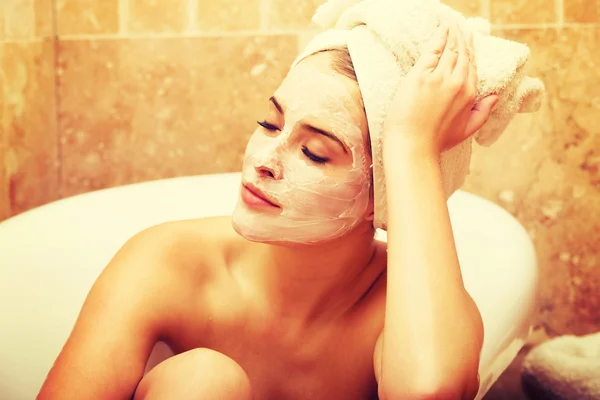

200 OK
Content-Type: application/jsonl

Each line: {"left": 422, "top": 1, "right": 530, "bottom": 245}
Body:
{"left": 38, "top": 24, "right": 499, "bottom": 400}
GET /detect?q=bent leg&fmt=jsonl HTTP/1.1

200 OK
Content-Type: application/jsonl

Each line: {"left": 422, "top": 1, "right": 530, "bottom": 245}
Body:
{"left": 134, "top": 348, "right": 252, "bottom": 400}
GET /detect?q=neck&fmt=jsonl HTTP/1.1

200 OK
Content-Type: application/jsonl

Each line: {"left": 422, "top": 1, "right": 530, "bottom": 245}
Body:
{"left": 245, "top": 222, "right": 379, "bottom": 326}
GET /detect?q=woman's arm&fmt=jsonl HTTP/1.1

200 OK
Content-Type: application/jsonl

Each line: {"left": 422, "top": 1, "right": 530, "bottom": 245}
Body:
{"left": 374, "top": 23, "right": 499, "bottom": 400}
{"left": 377, "top": 145, "right": 483, "bottom": 399}
{"left": 37, "top": 227, "right": 177, "bottom": 400}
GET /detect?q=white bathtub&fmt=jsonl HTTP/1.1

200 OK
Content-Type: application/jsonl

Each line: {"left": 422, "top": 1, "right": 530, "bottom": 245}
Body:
{"left": 0, "top": 172, "right": 538, "bottom": 399}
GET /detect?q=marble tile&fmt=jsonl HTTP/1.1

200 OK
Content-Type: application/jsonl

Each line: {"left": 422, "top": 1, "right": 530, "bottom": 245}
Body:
{"left": 127, "top": 0, "right": 189, "bottom": 34}
{"left": 465, "top": 27, "right": 600, "bottom": 335}
{"left": 490, "top": 0, "right": 556, "bottom": 24}
{"left": 564, "top": 0, "right": 600, "bottom": 23}
{"left": 266, "top": 0, "right": 322, "bottom": 29}
{"left": 5, "top": 0, "right": 35, "bottom": 40}
{"left": 196, "top": 0, "right": 260, "bottom": 31}
{"left": 35, "top": 0, "right": 54, "bottom": 38}
{"left": 57, "top": 35, "right": 298, "bottom": 197}
{"left": 56, "top": 0, "right": 119, "bottom": 36}
{"left": 443, "top": 0, "right": 482, "bottom": 17}
{"left": 3, "top": 39, "right": 58, "bottom": 216}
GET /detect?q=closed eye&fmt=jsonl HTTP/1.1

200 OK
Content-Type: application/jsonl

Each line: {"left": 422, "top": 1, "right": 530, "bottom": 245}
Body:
{"left": 302, "top": 146, "right": 329, "bottom": 164}
{"left": 257, "top": 121, "right": 279, "bottom": 131}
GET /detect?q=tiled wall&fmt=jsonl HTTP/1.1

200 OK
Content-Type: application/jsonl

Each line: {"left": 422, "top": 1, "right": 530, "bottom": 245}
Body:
{"left": 1, "top": 0, "right": 599, "bottom": 337}
{"left": 55, "top": 0, "right": 297, "bottom": 196}
{"left": 0, "top": 0, "right": 58, "bottom": 220}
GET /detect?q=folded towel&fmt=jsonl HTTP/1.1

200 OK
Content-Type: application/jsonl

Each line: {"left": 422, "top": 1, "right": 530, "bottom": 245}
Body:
{"left": 521, "top": 332, "right": 600, "bottom": 400}
{"left": 292, "top": 0, "right": 545, "bottom": 230}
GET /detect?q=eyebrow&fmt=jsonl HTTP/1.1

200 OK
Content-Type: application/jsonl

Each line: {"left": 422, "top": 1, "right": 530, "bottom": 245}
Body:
{"left": 301, "top": 123, "right": 348, "bottom": 154}
{"left": 270, "top": 95, "right": 348, "bottom": 154}
{"left": 269, "top": 96, "right": 284, "bottom": 115}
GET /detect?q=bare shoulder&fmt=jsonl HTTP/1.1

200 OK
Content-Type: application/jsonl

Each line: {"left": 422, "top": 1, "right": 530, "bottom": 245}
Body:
{"left": 37, "top": 218, "right": 241, "bottom": 399}
{"left": 91, "top": 216, "right": 244, "bottom": 330}
{"left": 121, "top": 216, "right": 248, "bottom": 330}
{"left": 123, "top": 216, "right": 240, "bottom": 277}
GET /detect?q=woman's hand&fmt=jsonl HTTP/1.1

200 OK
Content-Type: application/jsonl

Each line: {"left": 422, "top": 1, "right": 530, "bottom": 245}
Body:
{"left": 383, "top": 22, "right": 499, "bottom": 156}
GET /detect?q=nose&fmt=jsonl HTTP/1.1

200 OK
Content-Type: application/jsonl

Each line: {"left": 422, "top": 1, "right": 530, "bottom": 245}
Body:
{"left": 254, "top": 161, "right": 282, "bottom": 180}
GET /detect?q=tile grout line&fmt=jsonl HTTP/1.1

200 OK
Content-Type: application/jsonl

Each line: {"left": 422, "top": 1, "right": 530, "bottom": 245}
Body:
{"left": 2, "top": 38, "right": 63, "bottom": 44}
{"left": 55, "top": 30, "right": 313, "bottom": 41}
{"left": 259, "top": 0, "right": 269, "bottom": 33}
{"left": 2, "top": 2, "right": 6, "bottom": 39}
{"left": 494, "top": 22, "right": 596, "bottom": 29}
{"left": 119, "top": 0, "right": 129, "bottom": 35}
{"left": 556, "top": 0, "right": 564, "bottom": 26}
{"left": 51, "top": 22, "right": 600, "bottom": 42}
{"left": 480, "top": 0, "right": 491, "bottom": 20}
{"left": 51, "top": 0, "right": 63, "bottom": 198}
{"left": 188, "top": 0, "right": 198, "bottom": 33}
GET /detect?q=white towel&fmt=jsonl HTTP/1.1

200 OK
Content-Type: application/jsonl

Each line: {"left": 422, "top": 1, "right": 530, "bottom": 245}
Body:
{"left": 292, "top": 0, "right": 545, "bottom": 230}
{"left": 521, "top": 332, "right": 600, "bottom": 400}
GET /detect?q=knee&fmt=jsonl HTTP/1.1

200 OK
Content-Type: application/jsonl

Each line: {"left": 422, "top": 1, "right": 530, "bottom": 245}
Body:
{"left": 189, "top": 348, "right": 252, "bottom": 397}
{"left": 135, "top": 348, "right": 252, "bottom": 400}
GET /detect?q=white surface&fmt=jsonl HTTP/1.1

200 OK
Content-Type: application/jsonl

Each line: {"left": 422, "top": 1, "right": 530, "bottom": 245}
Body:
{"left": 0, "top": 172, "right": 538, "bottom": 399}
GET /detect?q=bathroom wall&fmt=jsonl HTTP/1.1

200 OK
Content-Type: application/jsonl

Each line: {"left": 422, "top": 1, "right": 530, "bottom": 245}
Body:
{"left": 0, "top": 0, "right": 599, "bottom": 337}
{"left": 55, "top": 0, "right": 297, "bottom": 197}
{"left": 461, "top": 1, "right": 600, "bottom": 337}
{"left": 0, "top": 0, "right": 58, "bottom": 220}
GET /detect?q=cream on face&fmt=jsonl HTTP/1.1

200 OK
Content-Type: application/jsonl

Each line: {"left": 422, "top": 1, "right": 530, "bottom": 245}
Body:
{"left": 231, "top": 56, "right": 372, "bottom": 245}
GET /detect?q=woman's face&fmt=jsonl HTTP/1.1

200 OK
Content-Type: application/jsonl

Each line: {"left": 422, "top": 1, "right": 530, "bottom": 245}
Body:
{"left": 231, "top": 53, "right": 373, "bottom": 245}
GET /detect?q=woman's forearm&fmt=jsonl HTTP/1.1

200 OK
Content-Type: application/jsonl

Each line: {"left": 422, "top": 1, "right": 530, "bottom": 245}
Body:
{"left": 379, "top": 136, "right": 483, "bottom": 398}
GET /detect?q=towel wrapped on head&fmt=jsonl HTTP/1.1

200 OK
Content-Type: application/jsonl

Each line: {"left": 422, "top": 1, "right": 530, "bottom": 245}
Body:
{"left": 292, "top": 0, "right": 545, "bottom": 230}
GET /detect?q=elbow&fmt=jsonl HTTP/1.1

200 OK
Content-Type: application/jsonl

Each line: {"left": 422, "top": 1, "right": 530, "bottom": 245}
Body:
{"left": 378, "top": 386, "right": 467, "bottom": 400}
{"left": 378, "top": 372, "right": 480, "bottom": 400}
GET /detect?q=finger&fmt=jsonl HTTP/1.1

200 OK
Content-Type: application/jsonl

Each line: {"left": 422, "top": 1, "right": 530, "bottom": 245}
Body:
{"left": 437, "top": 24, "right": 459, "bottom": 74}
{"left": 464, "top": 95, "right": 500, "bottom": 137}
{"left": 466, "top": 30, "right": 478, "bottom": 88}
{"left": 414, "top": 24, "right": 449, "bottom": 71}
{"left": 453, "top": 26, "right": 470, "bottom": 80}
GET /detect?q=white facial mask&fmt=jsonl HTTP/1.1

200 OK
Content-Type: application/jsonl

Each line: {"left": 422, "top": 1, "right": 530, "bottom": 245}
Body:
{"left": 231, "top": 59, "right": 372, "bottom": 245}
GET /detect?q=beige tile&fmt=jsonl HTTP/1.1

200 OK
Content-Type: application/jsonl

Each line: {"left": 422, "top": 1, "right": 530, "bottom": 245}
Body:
{"left": 5, "top": 0, "right": 35, "bottom": 40}
{"left": 514, "top": 154, "right": 600, "bottom": 335}
{"left": 56, "top": 0, "right": 119, "bottom": 36}
{"left": 443, "top": 0, "right": 482, "bottom": 17}
{"left": 196, "top": 0, "right": 260, "bottom": 31}
{"left": 127, "top": 0, "right": 189, "bottom": 34}
{"left": 57, "top": 35, "right": 297, "bottom": 197}
{"left": 467, "top": 27, "right": 600, "bottom": 336}
{"left": 564, "top": 0, "right": 600, "bottom": 23}
{"left": 267, "top": 0, "right": 322, "bottom": 29}
{"left": 35, "top": 0, "right": 54, "bottom": 38}
{"left": 490, "top": 0, "right": 556, "bottom": 24}
{"left": 3, "top": 39, "right": 59, "bottom": 216}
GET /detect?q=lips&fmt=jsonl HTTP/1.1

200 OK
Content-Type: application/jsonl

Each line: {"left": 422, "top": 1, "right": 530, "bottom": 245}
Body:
{"left": 242, "top": 183, "right": 280, "bottom": 208}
